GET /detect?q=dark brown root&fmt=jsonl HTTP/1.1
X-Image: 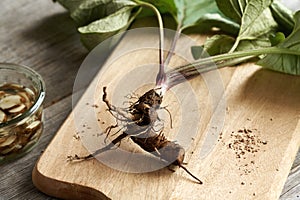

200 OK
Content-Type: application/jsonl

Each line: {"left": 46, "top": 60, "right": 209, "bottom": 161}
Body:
{"left": 102, "top": 87, "right": 133, "bottom": 121}
{"left": 68, "top": 86, "right": 202, "bottom": 184}
{"left": 179, "top": 164, "right": 203, "bottom": 184}
{"left": 103, "top": 123, "right": 120, "bottom": 143}
{"left": 67, "top": 132, "right": 128, "bottom": 162}
{"left": 130, "top": 129, "right": 202, "bottom": 184}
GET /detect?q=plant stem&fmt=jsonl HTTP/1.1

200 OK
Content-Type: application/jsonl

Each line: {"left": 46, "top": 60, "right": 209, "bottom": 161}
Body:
{"left": 177, "top": 47, "right": 300, "bottom": 73}
{"left": 166, "top": 46, "right": 300, "bottom": 89}
{"left": 164, "top": 23, "right": 182, "bottom": 67}
{"left": 135, "top": 1, "right": 166, "bottom": 87}
{"left": 166, "top": 56, "right": 255, "bottom": 89}
{"left": 228, "top": 37, "right": 240, "bottom": 53}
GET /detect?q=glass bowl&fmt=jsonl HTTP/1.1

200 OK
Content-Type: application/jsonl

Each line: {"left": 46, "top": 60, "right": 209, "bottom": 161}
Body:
{"left": 0, "top": 63, "right": 45, "bottom": 163}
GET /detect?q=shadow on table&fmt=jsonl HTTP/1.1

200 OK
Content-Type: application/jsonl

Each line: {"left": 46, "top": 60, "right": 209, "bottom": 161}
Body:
{"left": 20, "top": 12, "right": 112, "bottom": 106}
{"left": 21, "top": 12, "right": 87, "bottom": 68}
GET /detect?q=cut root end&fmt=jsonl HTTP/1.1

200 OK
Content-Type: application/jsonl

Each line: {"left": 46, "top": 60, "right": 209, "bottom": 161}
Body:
{"left": 179, "top": 164, "right": 203, "bottom": 184}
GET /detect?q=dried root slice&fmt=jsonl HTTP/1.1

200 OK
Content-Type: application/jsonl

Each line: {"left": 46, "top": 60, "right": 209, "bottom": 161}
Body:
{"left": 0, "top": 120, "right": 42, "bottom": 155}
{"left": 18, "top": 91, "right": 33, "bottom": 107}
{"left": 30, "top": 127, "right": 43, "bottom": 141}
{"left": 22, "top": 139, "right": 37, "bottom": 150}
{"left": 0, "top": 129, "right": 9, "bottom": 137}
{"left": 0, "top": 91, "right": 5, "bottom": 99}
{"left": 0, "top": 84, "right": 42, "bottom": 158}
{"left": 0, "top": 109, "right": 6, "bottom": 123}
{"left": 24, "top": 87, "right": 35, "bottom": 98}
{"left": 0, "top": 136, "right": 7, "bottom": 143}
{"left": 0, "top": 143, "right": 22, "bottom": 155}
{"left": 0, "top": 95, "right": 22, "bottom": 110}
{"left": 8, "top": 104, "right": 26, "bottom": 114}
{"left": 5, "top": 83, "right": 24, "bottom": 90}
{"left": 26, "top": 120, "right": 41, "bottom": 131}
{"left": 1, "top": 145, "right": 16, "bottom": 155}
{"left": 0, "top": 135, "right": 17, "bottom": 147}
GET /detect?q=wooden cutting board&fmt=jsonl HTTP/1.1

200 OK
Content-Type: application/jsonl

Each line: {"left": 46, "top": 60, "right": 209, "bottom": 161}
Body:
{"left": 32, "top": 28, "right": 300, "bottom": 200}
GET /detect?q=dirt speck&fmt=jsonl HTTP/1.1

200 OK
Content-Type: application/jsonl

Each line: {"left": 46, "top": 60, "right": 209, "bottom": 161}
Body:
{"left": 261, "top": 140, "right": 268, "bottom": 145}
{"left": 223, "top": 127, "right": 268, "bottom": 176}
{"left": 92, "top": 104, "right": 99, "bottom": 108}
{"left": 73, "top": 133, "right": 80, "bottom": 140}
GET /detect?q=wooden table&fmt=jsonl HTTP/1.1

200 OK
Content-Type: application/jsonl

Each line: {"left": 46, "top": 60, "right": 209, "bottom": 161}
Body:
{"left": 0, "top": 0, "right": 299, "bottom": 199}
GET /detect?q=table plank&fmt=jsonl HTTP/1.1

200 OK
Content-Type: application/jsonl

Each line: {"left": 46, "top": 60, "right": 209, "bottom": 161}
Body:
{"left": 0, "top": 0, "right": 86, "bottom": 199}
{"left": 0, "top": 0, "right": 87, "bottom": 107}
{"left": 0, "top": 0, "right": 299, "bottom": 199}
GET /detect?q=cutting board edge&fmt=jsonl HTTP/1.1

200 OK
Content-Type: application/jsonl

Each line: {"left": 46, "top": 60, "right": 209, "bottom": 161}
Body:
{"left": 32, "top": 159, "right": 111, "bottom": 200}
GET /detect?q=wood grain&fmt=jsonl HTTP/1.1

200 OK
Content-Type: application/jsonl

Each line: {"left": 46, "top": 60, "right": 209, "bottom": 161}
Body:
{"left": 0, "top": 0, "right": 299, "bottom": 199}
{"left": 0, "top": 0, "right": 85, "bottom": 199}
{"left": 0, "top": 0, "right": 87, "bottom": 107}
{"left": 32, "top": 29, "right": 300, "bottom": 199}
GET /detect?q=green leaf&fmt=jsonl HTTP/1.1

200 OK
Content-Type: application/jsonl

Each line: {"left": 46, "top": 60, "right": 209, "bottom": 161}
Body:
{"left": 257, "top": 11, "right": 300, "bottom": 75}
{"left": 202, "top": 35, "right": 235, "bottom": 56}
{"left": 216, "top": 0, "right": 277, "bottom": 52}
{"left": 194, "top": 34, "right": 270, "bottom": 58}
{"left": 238, "top": 7, "right": 277, "bottom": 41}
{"left": 215, "top": 0, "right": 244, "bottom": 23}
{"left": 145, "top": 0, "right": 235, "bottom": 31}
{"left": 236, "top": 37, "right": 271, "bottom": 52}
{"left": 237, "top": 0, "right": 273, "bottom": 37}
{"left": 55, "top": 0, "right": 240, "bottom": 51}
{"left": 56, "top": 0, "right": 137, "bottom": 26}
{"left": 191, "top": 46, "right": 205, "bottom": 60}
{"left": 141, "top": 0, "right": 177, "bottom": 17}
{"left": 176, "top": 0, "right": 221, "bottom": 29}
{"left": 270, "top": 0, "right": 294, "bottom": 35}
{"left": 183, "top": 13, "right": 240, "bottom": 35}
{"left": 78, "top": 6, "right": 139, "bottom": 50}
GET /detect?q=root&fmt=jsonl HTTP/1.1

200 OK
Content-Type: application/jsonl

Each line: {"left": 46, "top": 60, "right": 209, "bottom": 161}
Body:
{"left": 104, "top": 123, "right": 118, "bottom": 135}
{"left": 179, "top": 164, "right": 203, "bottom": 184}
{"left": 102, "top": 87, "right": 133, "bottom": 121}
{"left": 124, "top": 92, "right": 139, "bottom": 100}
{"left": 70, "top": 87, "right": 202, "bottom": 184}
{"left": 122, "top": 100, "right": 134, "bottom": 106}
{"left": 167, "top": 166, "right": 176, "bottom": 173}
{"left": 154, "top": 147, "right": 161, "bottom": 156}
{"left": 104, "top": 123, "right": 119, "bottom": 143}
{"left": 68, "top": 132, "right": 129, "bottom": 161}
{"left": 104, "top": 126, "right": 124, "bottom": 144}
{"left": 160, "top": 106, "right": 173, "bottom": 129}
